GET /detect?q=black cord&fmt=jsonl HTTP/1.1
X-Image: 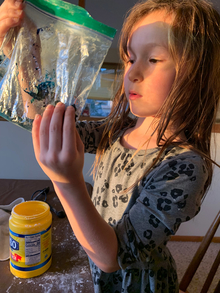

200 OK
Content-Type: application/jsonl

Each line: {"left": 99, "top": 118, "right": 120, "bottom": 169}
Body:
{"left": 31, "top": 187, "right": 49, "bottom": 201}
{"left": 31, "top": 187, "right": 66, "bottom": 218}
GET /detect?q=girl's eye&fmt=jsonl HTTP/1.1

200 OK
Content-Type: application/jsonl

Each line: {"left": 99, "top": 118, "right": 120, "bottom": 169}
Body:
{"left": 149, "top": 58, "right": 160, "bottom": 63}
{"left": 127, "top": 59, "right": 134, "bottom": 64}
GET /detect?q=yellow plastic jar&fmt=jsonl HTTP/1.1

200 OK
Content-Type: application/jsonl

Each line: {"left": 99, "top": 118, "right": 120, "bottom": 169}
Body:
{"left": 9, "top": 200, "right": 52, "bottom": 278}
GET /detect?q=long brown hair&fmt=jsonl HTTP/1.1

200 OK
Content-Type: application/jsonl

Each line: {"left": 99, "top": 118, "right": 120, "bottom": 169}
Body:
{"left": 93, "top": 0, "right": 220, "bottom": 195}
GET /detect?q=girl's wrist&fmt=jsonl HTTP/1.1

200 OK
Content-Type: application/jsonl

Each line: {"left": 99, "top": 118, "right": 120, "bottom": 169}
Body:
{"left": 52, "top": 174, "right": 88, "bottom": 198}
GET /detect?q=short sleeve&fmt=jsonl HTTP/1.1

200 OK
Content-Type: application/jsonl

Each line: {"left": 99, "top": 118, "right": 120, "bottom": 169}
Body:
{"left": 113, "top": 153, "right": 208, "bottom": 269}
{"left": 76, "top": 120, "right": 105, "bottom": 154}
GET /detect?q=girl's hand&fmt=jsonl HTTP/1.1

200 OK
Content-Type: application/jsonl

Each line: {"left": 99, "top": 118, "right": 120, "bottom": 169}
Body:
{"left": 33, "top": 102, "right": 119, "bottom": 273}
{"left": 32, "top": 103, "right": 85, "bottom": 185}
{"left": 0, "top": 0, "right": 25, "bottom": 57}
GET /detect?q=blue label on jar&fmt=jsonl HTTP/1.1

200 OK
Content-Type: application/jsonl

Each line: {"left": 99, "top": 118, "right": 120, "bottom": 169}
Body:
{"left": 10, "top": 236, "right": 19, "bottom": 250}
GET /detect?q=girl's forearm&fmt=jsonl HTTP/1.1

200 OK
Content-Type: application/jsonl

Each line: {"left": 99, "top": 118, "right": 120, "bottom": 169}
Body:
{"left": 52, "top": 176, "right": 120, "bottom": 273}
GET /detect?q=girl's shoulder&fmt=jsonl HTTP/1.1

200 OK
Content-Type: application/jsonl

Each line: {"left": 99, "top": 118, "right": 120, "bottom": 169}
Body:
{"left": 142, "top": 145, "right": 208, "bottom": 195}
{"left": 152, "top": 145, "right": 207, "bottom": 176}
{"left": 162, "top": 145, "right": 205, "bottom": 165}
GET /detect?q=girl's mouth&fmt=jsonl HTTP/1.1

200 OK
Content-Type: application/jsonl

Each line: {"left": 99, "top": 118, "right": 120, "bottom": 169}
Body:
{"left": 129, "top": 91, "right": 142, "bottom": 100}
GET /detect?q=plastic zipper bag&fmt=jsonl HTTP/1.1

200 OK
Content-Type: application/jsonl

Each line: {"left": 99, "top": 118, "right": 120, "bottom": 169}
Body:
{"left": 0, "top": 0, "right": 116, "bottom": 131}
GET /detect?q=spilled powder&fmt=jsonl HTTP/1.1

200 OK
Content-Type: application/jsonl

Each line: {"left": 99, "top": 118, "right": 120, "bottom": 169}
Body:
{"left": 6, "top": 270, "right": 92, "bottom": 293}
{"left": 6, "top": 217, "right": 94, "bottom": 293}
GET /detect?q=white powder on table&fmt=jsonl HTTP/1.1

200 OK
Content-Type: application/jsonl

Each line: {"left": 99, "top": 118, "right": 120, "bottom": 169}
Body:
{"left": 6, "top": 221, "right": 94, "bottom": 293}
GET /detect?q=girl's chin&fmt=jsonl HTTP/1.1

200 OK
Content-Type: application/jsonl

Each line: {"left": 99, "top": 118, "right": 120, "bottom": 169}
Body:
{"left": 129, "top": 109, "right": 159, "bottom": 118}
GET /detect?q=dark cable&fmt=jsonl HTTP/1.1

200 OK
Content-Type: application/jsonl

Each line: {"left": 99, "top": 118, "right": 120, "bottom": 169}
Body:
{"left": 31, "top": 187, "right": 66, "bottom": 218}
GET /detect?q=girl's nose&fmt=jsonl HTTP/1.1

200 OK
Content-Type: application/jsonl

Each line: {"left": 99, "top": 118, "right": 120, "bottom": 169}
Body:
{"left": 128, "top": 62, "right": 144, "bottom": 83}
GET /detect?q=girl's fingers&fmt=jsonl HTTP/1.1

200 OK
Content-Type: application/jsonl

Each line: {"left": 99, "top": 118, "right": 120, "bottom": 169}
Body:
{"left": 32, "top": 114, "right": 42, "bottom": 160}
{"left": 49, "top": 102, "right": 65, "bottom": 152}
{"left": 0, "top": 0, "right": 25, "bottom": 27}
{"left": 75, "top": 125, "right": 84, "bottom": 155}
{"left": 62, "top": 106, "right": 84, "bottom": 157}
{"left": 0, "top": 11, "right": 22, "bottom": 35}
{"left": 8, "top": 0, "right": 21, "bottom": 5}
{"left": 0, "top": 8, "right": 24, "bottom": 44}
{"left": 7, "top": 0, "right": 24, "bottom": 8}
{"left": 39, "top": 104, "right": 54, "bottom": 154}
{"left": 32, "top": 105, "right": 84, "bottom": 183}
{"left": 14, "top": 0, "right": 24, "bottom": 8}
{"left": 0, "top": 8, "right": 23, "bottom": 21}
{"left": 62, "top": 105, "right": 76, "bottom": 155}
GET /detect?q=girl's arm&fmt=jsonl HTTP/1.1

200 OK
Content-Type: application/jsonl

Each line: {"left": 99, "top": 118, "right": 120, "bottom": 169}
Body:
{"left": 0, "top": 0, "right": 39, "bottom": 119}
{"left": 32, "top": 102, "right": 120, "bottom": 273}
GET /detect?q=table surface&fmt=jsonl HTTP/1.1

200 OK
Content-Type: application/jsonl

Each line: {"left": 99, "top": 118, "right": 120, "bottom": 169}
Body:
{"left": 0, "top": 179, "right": 94, "bottom": 293}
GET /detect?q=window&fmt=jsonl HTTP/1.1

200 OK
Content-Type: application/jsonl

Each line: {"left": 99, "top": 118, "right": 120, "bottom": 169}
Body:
{"left": 81, "top": 63, "right": 122, "bottom": 118}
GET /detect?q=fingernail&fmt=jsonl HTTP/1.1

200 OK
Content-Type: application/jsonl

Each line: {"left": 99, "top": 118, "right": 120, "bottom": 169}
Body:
{"left": 34, "top": 114, "right": 40, "bottom": 120}
{"left": 45, "top": 104, "right": 54, "bottom": 111}
{"left": 13, "top": 18, "right": 19, "bottom": 23}
{"left": 15, "top": 0, "right": 22, "bottom": 7}
{"left": 56, "top": 102, "right": 64, "bottom": 107}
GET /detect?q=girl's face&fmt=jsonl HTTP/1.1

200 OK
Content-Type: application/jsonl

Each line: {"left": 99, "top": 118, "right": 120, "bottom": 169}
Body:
{"left": 124, "top": 10, "right": 176, "bottom": 118}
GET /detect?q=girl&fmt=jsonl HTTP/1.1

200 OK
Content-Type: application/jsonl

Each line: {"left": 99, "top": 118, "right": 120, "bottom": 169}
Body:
{"left": 1, "top": 0, "right": 220, "bottom": 292}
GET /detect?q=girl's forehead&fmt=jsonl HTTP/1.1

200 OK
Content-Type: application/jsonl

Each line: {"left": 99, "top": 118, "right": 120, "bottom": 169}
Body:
{"left": 128, "top": 11, "right": 174, "bottom": 50}
{"left": 133, "top": 10, "right": 174, "bottom": 31}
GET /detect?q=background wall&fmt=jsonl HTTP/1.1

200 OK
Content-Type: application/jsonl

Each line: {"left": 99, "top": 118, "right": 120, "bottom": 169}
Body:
{"left": 0, "top": 0, "right": 219, "bottom": 237}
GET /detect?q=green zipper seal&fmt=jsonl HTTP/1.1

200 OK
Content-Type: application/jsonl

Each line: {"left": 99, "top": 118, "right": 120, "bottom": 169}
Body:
{"left": 26, "top": 0, "right": 116, "bottom": 39}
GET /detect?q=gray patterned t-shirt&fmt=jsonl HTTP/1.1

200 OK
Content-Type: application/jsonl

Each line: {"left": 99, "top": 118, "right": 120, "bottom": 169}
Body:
{"left": 76, "top": 120, "right": 208, "bottom": 293}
